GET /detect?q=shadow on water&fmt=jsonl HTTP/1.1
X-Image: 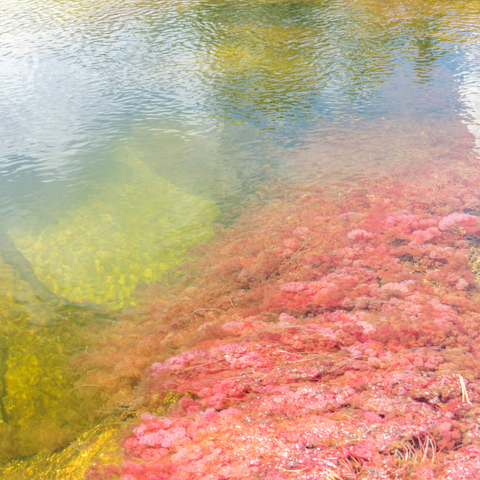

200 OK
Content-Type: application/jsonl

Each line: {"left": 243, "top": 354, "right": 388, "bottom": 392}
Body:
{"left": 0, "top": 227, "right": 59, "bottom": 305}
{"left": 0, "top": 222, "right": 118, "bottom": 320}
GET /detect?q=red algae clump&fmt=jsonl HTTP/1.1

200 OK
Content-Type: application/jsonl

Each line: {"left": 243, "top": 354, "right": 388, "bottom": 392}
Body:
{"left": 81, "top": 160, "right": 480, "bottom": 479}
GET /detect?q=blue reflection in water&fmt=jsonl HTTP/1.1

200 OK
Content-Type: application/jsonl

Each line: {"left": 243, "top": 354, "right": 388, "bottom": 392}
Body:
{"left": 0, "top": 0, "right": 479, "bottom": 230}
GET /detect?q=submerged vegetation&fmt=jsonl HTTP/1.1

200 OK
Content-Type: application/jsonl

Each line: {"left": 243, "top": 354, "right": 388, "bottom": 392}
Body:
{"left": 2, "top": 0, "right": 480, "bottom": 477}
{"left": 0, "top": 152, "right": 219, "bottom": 461}
{"left": 3, "top": 133, "right": 480, "bottom": 477}
{"left": 0, "top": 255, "right": 108, "bottom": 460}
{"left": 56, "top": 157, "right": 480, "bottom": 479}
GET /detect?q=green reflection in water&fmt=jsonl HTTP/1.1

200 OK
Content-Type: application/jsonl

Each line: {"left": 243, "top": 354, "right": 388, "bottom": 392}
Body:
{"left": 10, "top": 151, "right": 219, "bottom": 307}
{"left": 190, "top": 0, "right": 480, "bottom": 123}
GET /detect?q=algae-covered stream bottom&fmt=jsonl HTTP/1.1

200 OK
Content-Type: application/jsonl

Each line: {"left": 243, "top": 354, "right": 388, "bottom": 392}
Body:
{"left": 4, "top": 157, "right": 480, "bottom": 478}
{"left": 1, "top": 0, "right": 480, "bottom": 477}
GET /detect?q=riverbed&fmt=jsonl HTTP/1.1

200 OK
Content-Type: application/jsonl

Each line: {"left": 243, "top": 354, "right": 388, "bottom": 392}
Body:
{"left": 1, "top": 0, "right": 480, "bottom": 477}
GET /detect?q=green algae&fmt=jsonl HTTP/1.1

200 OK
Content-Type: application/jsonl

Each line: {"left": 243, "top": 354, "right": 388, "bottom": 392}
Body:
{"left": 0, "top": 418, "right": 123, "bottom": 480}
{"left": 10, "top": 149, "right": 219, "bottom": 308}
{"left": 0, "top": 254, "right": 109, "bottom": 460}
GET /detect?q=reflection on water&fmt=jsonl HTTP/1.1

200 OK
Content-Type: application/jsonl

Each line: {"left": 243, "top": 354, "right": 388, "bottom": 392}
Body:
{"left": 1, "top": 0, "right": 479, "bottom": 197}
{"left": 460, "top": 52, "right": 480, "bottom": 156}
{"left": 1, "top": 0, "right": 480, "bottom": 470}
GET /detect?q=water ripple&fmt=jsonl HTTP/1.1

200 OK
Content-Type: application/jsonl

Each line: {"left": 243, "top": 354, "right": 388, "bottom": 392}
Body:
{"left": 0, "top": 0, "right": 479, "bottom": 223}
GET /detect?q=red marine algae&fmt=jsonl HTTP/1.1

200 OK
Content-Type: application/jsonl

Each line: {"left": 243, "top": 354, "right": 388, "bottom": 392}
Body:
{"left": 84, "top": 161, "right": 480, "bottom": 479}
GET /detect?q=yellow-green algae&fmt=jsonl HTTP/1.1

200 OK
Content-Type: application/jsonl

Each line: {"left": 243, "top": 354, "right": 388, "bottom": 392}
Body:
{"left": 0, "top": 149, "right": 219, "bottom": 461}
{"left": 0, "top": 254, "right": 108, "bottom": 460}
{"left": 10, "top": 150, "right": 219, "bottom": 307}
{"left": 0, "top": 417, "right": 123, "bottom": 480}
{"left": 0, "top": 390, "right": 188, "bottom": 479}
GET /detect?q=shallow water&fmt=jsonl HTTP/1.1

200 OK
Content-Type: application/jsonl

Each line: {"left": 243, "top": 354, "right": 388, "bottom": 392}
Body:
{"left": 1, "top": 0, "right": 480, "bottom": 468}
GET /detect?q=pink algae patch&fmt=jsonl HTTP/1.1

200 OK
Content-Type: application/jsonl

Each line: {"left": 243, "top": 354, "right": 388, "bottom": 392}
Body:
{"left": 279, "top": 282, "right": 312, "bottom": 293}
{"left": 439, "top": 213, "right": 480, "bottom": 234}
{"left": 411, "top": 227, "right": 441, "bottom": 245}
{"left": 83, "top": 162, "right": 480, "bottom": 480}
{"left": 347, "top": 228, "right": 372, "bottom": 240}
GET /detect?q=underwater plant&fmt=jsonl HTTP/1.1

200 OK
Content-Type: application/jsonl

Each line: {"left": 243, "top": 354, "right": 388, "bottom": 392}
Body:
{"left": 0, "top": 151, "right": 219, "bottom": 461}
{"left": 77, "top": 157, "right": 480, "bottom": 479}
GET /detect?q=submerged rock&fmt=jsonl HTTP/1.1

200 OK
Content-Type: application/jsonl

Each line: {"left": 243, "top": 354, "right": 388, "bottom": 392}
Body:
{"left": 10, "top": 150, "right": 219, "bottom": 308}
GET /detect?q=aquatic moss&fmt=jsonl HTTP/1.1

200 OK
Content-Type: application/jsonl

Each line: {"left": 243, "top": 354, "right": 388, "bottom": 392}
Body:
{"left": 10, "top": 151, "right": 219, "bottom": 307}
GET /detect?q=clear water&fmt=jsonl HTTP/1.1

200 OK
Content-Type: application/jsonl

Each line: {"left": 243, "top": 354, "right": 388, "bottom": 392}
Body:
{"left": 2, "top": 0, "right": 480, "bottom": 226}
{"left": 1, "top": 0, "right": 480, "bottom": 463}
